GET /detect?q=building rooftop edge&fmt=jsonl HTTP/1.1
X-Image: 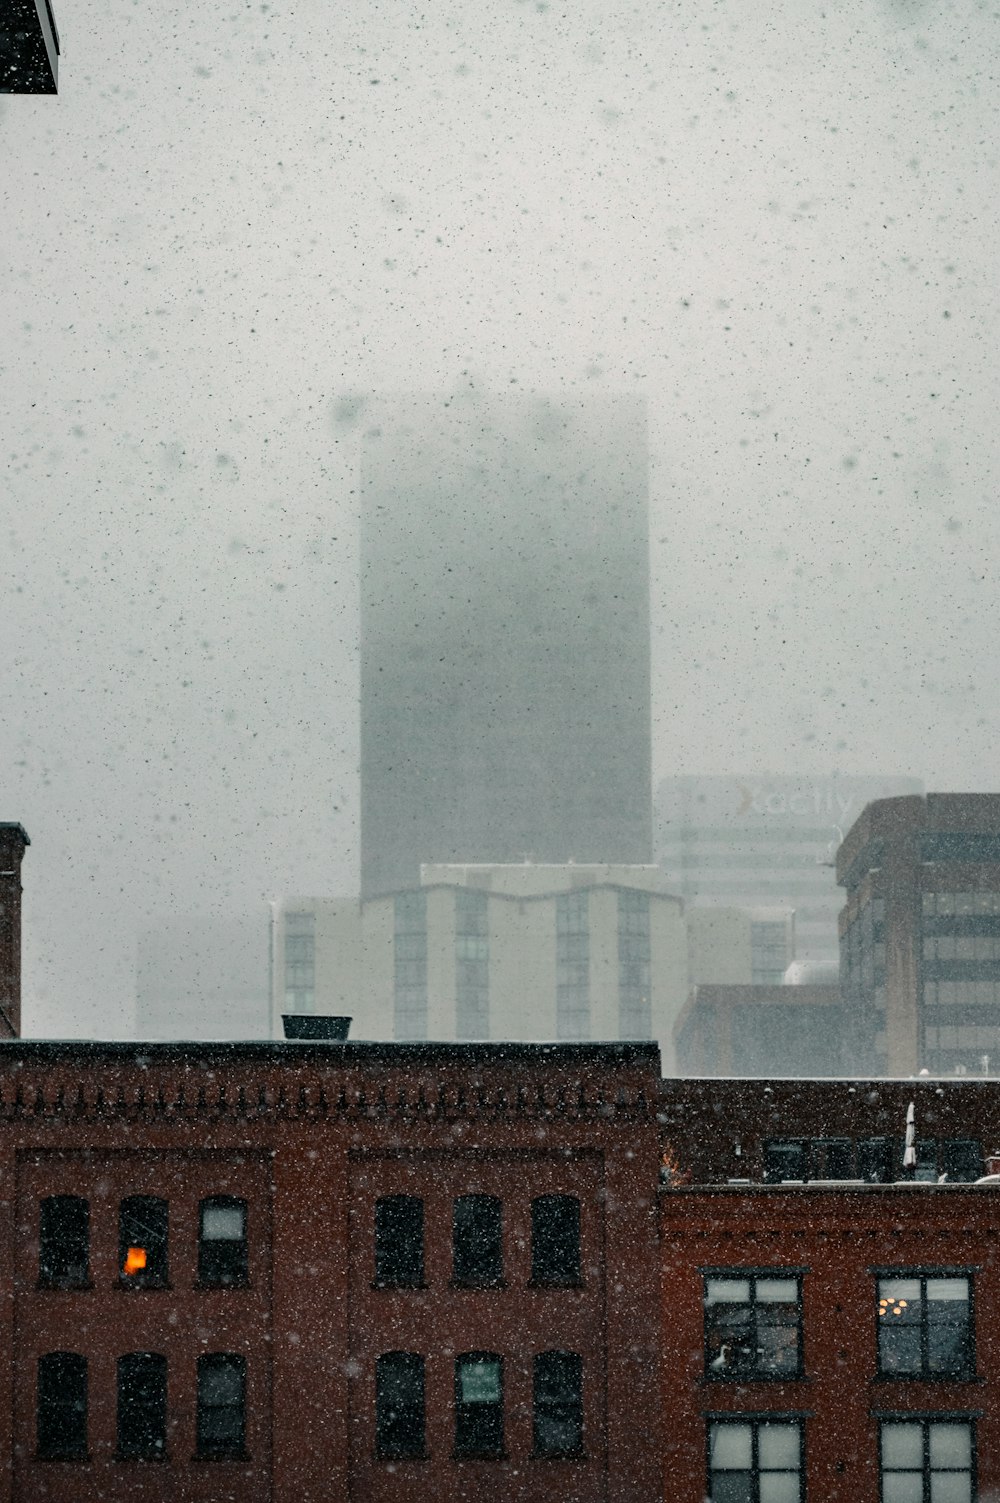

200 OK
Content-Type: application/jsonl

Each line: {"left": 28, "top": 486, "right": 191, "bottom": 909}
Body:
{"left": 0, "top": 1038, "right": 663, "bottom": 1067}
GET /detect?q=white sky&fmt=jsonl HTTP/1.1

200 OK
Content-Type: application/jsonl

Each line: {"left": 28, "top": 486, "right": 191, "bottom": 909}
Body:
{"left": 1, "top": 0, "right": 998, "bottom": 1034}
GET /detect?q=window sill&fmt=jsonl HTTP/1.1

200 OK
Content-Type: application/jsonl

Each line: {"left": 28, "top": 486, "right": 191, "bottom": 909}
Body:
{"left": 118, "top": 1281, "right": 171, "bottom": 1292}
{"left": 527, "top": 1280, "right": 584, "bottom": 1291}
{"left": 195, "top": 1279, "right": 251, "bottom": 1292}
{"left": 700, "top": 1373, "right": 809, "bottom": 1384}
{"left": 37, "top": 1280, "right": 93, "bottom": 1292}
{"left": 449, "top": 1279, "right": 507, "bottom": 1291}
{"left": 115, "top": 1452, "right": 169, "bottom": 1463}
{"left": 191, "top": 1450, "right": 251, "bottom": 1463}
{"left": 35, "top": 1453, "right": 90, "bottom": 1463}
{"left": 452, "top": 1451, "right": 508, "bottom": 1462}
{"left": 871, "top": 1373, "right": 982, "bottom": 1384}
{"left": 532, "top": 1450, "right": 587, "bottom": 1461}
{"left": 375, "top": 1451, "right": 429, "bottom": 1463}
{"left": 371, "top": 1281, "right": 428, "bottom": 1291}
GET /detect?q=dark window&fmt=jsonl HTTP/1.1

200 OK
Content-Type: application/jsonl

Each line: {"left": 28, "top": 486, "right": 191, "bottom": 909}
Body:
{"left": 454, "top": 1353, "right": 504, "bottom": 1457}
{"left": 704, "top": 1272, "right": 803, "bottom": 1379}
{"left": 877, "top": 1274, "right": 974, "bottom": 1378}
{"left": 812, "top": 1138, "right": 852, "bottom": 1180}
{"left": 943, "top": 1140, "right": 983, "bottom": 1183}
{"left": 119, "top": 1197, "right": 168, "bottom": 1287}
{"left": 375, "top": 1353, "right": 425, "bottom": 1458}
{"left": 374, "top": 1196, "right": 424, "bottom": 1287}
{"left": 117, "top": 1353, "right": 167, "bottom": 1459}
{"left": 199, "top": 1198, "right": 248, "bottom": 1286}
{"left": 708, "top": 1419, "right": 803, "bottom": 1503}
{"left": 880, "top": 1419, "right": 974, "bottom": 1502}
{"left": 858, "top": 1138, "right": 894, "bottom": 1184}
{"left": 196, "top": 1354, "right": 246, "bottom": 1458}
{"left": 39, "top": 1196, "right": 89, "bottom": 1287}
{"left": 452, "top": 1195, "right": 503, "bottom": 1287}
{"left": 530, "top": 1195, "right": 581, "bottom": 1286}
{"left": 37, "top": 1352, "right": 87, "bottom": 1459}
{"left": 763, "top": 1140, "right": 807, "bottom": 1182}
{"left": 533, "top": 1351, "right": 583, "bottom": 1458}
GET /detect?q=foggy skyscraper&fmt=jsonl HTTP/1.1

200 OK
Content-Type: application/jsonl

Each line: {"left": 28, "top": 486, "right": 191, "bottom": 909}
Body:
{"left": 360, "top": 392, "right": 651, "bottom": 898}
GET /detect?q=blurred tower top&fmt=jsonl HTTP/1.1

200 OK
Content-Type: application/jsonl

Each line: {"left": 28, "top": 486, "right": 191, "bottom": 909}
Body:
{"left": 1, "top": 0, "right": 59, "bottom": 93}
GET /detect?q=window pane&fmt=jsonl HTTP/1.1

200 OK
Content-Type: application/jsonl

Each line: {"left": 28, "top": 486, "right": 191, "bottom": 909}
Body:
{"left": 883, "top": 1478, "right": 924, "bottom": 1503}
{"left": 931, "top": 1478, "right": 972, "bottom": 1503}
{"left": 757, "top": 1321, "right": 800, "bottom": 1375}
{"left": 927, "top": 1279, "right": 969, "bottom": 1304}
{"left": 37, "top": 1352, "right": 87, "bottom": 1458}
{"left": 375, "top": 1196, "right": 424, "bottom": 1286}
{"left": 758, "top": 1424, "right": 800, "bottom": 1470}
{"left": 883, "top": 1423, "right": 924, "bottom": 1469}
{"left": 117, "top": 1353, "right": 166, "bottom": 1457}
{"left": 39, "top": 1198, "right": 89, "bottom": 1286}
{"left": 759, "top": 1476, "right": 800, "bottom": 1503}
{"left": 707, "top": 1279, "right": 751, "bottom": 1303}
{"left": 119, "top": 1197, "right": 168, "bottom": 1285}
{"left": 530, "top": 1195, "right": 580, "bottom": 1284}
{"left": 756, "top": 1279, "right": 798, "bottom": 1303}
{"left": 376, "top": 1353, "right": 425, "bottom": 1458}
{"left": 453, "top": 1196, "right": 503, "bottom": 1286}
{"left": 880, "top": 1279, "right": 922, "bottom": 1304}
{"left": 203, "top": 1206, "right": 245, "bottom": 1240}
{"left": 710, "top": 1423, "right": 752, "bottom": 1470}
{"left": 929, "top": 1424, "right": 972, "bottom": 1469}
{"left": 711, "top": 1477, "right": 753, "bottom": 1503}
{"left": 460, "top": 1359, "right": 501, "bottom": 1403}
{"left": 880, "top": 1324, "right": 923, "bottom": 1374}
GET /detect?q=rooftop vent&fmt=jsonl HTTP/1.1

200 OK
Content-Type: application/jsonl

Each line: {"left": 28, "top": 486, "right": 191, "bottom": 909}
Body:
{"left": 282, "top": 1014, "right": 351, "bottom": 1041}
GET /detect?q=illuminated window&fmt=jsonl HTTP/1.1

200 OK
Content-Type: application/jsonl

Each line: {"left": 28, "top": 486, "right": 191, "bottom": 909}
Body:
{"left": 452, "top": 1195, "right": 502, "bottom": 1287}
{"left": 455, "top": 1354, "right": 504, "bottom": 1457}
{"left": 533, "top": 1352, "right": 583, "bottom": 1458}
{"left": 374, "top": 1196, "right": 424, "bottom": 1288}
{"left": 119, "top": 1197, "right": 168, "bottom": 1287}
{"left": 877, "top": 1274, "right": 973, "bottom": 1378}
{"left": 704, "top": 1272, "right": 803, "bottom": 1379}
{"left": 375, "top": 1353, "right": 425, "bottom": 1458}
{"left": 117, "top": 1353, "right": 167, "bottom": 1459}
{"left": 880, "top": 1419, "right": 974, "bottom": 1503}
{"left": 196, "top": 1354, "right": 246, "bottom": 1458}
{"left": 39, "top": 1196, "right": 89, "bottom": 1287}
{"left": 530, "top": 1195, "right": 581, "bottom": 1286}
{"left": 37, "top": 1353, "right": 87, "bottom": 1459}
{"left": 708, "top": 1419, "right": 803, "bottom": 1503}
{"left": 199, "top": 1198, "right": 248, "bottom": 1286}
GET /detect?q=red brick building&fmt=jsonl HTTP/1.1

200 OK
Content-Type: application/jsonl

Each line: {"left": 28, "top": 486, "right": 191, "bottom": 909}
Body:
{"left": 0, "top": 1037, "right": 663, "bottom": 1503}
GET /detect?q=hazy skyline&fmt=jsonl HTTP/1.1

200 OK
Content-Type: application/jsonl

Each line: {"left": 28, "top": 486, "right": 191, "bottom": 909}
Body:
{"left": 2, "top": 0, "right": 998, "bottom": 1035}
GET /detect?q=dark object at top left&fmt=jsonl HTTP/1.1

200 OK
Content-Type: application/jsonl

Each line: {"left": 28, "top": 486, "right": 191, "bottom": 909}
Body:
{"left": 1, "top": 0, "right": 59, "bottom": 93}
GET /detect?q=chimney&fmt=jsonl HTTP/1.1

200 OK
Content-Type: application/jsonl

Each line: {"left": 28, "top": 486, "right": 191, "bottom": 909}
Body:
{"left": 0, "top": 824, "right": 30, "bottom": 1038}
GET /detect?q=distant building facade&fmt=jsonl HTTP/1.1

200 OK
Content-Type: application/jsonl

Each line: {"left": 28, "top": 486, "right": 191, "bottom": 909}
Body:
{"left": 656, "top": 775, "right": 923, "bottom": 970}
{"left": 838, "top": 793, "right": 1000, "bottom": 1077}
{"left": 674, "top": 979, "right": 844, "bottom": 1077}
{"left": 359, "top": 392, "right": 651, "bottom": 898}
{"left": 271, "top": 864, "right": 793, "bottom": 1072}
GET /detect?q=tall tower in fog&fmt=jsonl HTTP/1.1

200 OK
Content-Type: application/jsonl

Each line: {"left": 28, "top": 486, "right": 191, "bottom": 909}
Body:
{"left": 360, "top": 392, "right": 651, "bottom": 898}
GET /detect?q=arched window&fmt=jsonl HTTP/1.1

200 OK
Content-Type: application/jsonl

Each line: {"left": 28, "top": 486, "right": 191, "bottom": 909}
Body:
{"left": 37, "top": 1352, "right": 87, "bottom": 1458}
{"left": 533, "top": 1351, "right": 583, "bottom": 1457}
{"left": 199, "top": 1198, "right": 248, "bottom": 1286}
{"left": 452, "top": 1195, "right": 502, "bottom": 1287}
{"left": 530, "top": 1195, "right": 581, "bottom": 1286}
{"left": 454, "top": 1353, "right": 504, "bottom": 1457}
{"left": 197, "top": 1354, "right": 246, "bottom": 1458}
{"left": 374, "top": 1196, "right": 424, "bottom": 1287}
{"left": 375, "top": 1353, "right": 425, "bottom": 1458}
{"left": 119, "top": 1196, "right": 168, "bottom": 1287}
{"left": 117, "top": 1353, "right": 167, "bottom": 1458}
{"left": 39, "top": 1196, "right": 89, "bottom": 1287}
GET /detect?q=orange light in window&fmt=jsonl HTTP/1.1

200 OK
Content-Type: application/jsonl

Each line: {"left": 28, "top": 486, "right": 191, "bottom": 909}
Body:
{"left": 123, "top": 1246, "right": 147, "bottom": 1275}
